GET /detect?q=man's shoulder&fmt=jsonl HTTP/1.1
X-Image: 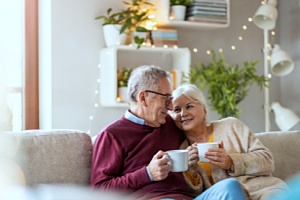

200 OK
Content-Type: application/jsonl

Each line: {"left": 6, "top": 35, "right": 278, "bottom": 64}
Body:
{"left": 104, "top": 117, "right": 130, "bottom": 131}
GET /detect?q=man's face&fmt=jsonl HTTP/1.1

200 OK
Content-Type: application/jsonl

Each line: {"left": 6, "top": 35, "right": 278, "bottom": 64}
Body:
{"left": 143, "top": 77, "right": 173, "bottom": 127}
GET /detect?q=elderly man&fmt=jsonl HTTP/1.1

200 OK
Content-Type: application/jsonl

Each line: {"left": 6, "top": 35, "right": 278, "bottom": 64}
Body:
{"left": 91, "top": 65, "right": 246, "bottom": 200}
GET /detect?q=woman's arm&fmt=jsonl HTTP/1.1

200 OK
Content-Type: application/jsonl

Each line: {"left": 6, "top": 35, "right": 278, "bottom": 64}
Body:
{"left": 224, "top": 118, "right": 275, "bottom": 177}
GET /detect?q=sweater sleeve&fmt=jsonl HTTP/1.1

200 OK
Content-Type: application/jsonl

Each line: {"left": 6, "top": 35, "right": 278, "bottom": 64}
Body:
{"left": 179, "top": 139, "right": 211, "bottom": 197}
{"left": 90, "top": 131, "right": 150, "bottom": 191}
{"left": 224, "top": 118, "right": 275, "bottom": 177}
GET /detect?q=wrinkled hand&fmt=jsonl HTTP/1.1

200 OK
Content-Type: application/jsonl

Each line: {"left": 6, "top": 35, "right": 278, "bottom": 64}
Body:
{"left": 186, "top": 143, "right": 199, "bottom": 177}
{"left": 148, "top": 150, "right": 171, "bottom": 181}
{"left": 205, "top": 141, "right": 233, "bottom": 170}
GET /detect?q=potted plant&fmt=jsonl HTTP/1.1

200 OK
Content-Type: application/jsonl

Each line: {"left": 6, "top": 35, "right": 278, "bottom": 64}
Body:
{"left": 95, "top": 0, "right": 155, "bottom": 48}
{"left": 170, "top": 0, "right": 193, "bottom": 20}
{"left": 186, "top": 50, "right": 269, "bottom": 119}
{"left": 121, "top": 0, "right": 155, "bottom": 48}
{"left": 95, "top": 8, "right": 127, "bottom": 47}
{"left": 117, "top": 67, "right": 133, "bottom": 102}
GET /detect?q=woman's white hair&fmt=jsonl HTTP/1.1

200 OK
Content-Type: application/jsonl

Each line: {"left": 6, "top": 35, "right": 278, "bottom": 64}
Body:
{"left": 172, "top": 83, "right": 207, "bottom": 108}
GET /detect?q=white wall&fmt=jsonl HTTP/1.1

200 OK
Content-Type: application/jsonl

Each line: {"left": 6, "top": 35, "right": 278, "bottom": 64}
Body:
{"left": 278, "top": 1, "right": 300, "bottom": 130}
{"left": 39, "top": 0, "right": 299, "bottom": 136}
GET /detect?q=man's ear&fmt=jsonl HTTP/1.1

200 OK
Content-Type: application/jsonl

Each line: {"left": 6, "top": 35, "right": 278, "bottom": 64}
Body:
{"left": 138, "top": 91, "right": 147, "bottom": 106}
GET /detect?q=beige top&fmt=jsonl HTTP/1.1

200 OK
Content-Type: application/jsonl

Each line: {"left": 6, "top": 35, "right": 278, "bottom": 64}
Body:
{"left": 182, "top": 117, "right": 288, "bottom": 200}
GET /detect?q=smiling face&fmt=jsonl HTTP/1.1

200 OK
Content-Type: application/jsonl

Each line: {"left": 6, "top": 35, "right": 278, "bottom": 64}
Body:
{"left": 170, "top": 94, "right": 207, "bottom": 133}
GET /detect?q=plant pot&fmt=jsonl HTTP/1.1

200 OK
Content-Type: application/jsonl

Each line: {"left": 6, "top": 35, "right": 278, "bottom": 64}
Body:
{"left": 103, "top": 24, "right": 127, "bottom": 47}
{"left": 118, "top": 87, "right": 128, "bottom": 102}
{"left": 170, "top": 5, "right": 187, "bottom": 21}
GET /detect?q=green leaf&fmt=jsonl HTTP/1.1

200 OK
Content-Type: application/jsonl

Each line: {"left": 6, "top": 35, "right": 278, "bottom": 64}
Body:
{"left": 187, "top": 49, "right": 269, "bottom": 119}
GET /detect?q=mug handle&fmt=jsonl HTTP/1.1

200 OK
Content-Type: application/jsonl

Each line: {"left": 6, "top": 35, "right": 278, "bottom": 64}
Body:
{"left": 163, "top": 153, "right": 171, "bottom": 166}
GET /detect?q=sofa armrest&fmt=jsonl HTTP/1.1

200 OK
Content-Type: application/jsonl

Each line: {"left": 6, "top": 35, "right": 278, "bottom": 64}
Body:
{"left": 10, "top": 129, "right": 92, "bottom": 186}
{"left": 256, "top": 130, "right": 300, "bottom": 181}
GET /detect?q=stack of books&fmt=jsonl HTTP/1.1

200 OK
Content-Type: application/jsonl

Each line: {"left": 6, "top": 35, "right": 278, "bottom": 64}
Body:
{"left": 186, "top": 0, "right": 228, "bottom": 24}
{"left": 150, "top": 29, "right": 178, "bottom": 47}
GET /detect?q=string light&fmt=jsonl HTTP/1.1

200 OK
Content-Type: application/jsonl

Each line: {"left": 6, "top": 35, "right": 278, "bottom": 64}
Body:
{"left": 88, "top": 5, "right": 278, "bottom": 133}
{"left": 87, "top": 64, "right": 101, "bottom": 135}
{"left": 191, "top": 7, "right": 276, "bottom": 64}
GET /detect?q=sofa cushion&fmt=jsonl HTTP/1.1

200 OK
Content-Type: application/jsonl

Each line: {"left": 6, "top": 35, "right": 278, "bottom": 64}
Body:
{"left": 256, "top": 130, "right": 300, "bottom": 181}
{"left": 10, "top": 129, "right": 92, "bottom": 186}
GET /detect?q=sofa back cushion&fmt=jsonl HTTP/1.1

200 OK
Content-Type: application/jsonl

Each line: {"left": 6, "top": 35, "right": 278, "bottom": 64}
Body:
{"left": 256, "top": 130, "right": 300, "bottom": 181}
{"left": 11, "top": 129, "right": 92, "bottom": 186}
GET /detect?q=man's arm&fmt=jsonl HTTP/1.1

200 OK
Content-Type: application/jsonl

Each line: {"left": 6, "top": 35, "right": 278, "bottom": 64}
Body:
{"left": 90, "top": 131, "right": 150, "bottom": 191}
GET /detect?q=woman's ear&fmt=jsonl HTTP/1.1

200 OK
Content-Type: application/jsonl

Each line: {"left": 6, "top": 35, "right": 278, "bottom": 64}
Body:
{"left": 203, "top": 105, "right": 207, "bottom": 115}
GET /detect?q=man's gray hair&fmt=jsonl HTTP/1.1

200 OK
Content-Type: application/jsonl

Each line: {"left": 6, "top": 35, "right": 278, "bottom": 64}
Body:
{"left": 127, "top": 65, "right": 168, "bottom": 104}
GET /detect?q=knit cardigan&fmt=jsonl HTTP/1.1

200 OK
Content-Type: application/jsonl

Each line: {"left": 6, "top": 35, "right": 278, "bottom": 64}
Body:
{"left": 181, "top": 117, "right": 288, "bottom": 200}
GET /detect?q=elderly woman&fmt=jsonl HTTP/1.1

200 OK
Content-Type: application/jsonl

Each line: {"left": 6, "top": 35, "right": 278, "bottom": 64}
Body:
{"left": 169, "top": 83, "right": 288, "bottom": 200}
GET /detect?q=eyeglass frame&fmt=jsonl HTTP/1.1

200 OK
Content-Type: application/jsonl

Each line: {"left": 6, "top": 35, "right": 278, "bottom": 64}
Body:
{"left": 145, "top": 90, "right": 173, "bottom": 106}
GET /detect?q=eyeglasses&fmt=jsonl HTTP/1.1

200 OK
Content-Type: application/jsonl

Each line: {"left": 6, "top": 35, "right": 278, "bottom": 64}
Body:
{"left": 145, "top": 90, "right": 173, "bottom": 106}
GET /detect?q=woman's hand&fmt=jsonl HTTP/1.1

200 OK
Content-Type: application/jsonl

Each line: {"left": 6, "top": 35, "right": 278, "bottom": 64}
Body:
{"left": 205, "top": 141, "right": 233, "bottom": 170}
{"left": 187, "top": 143, "right": 199, "bottom": 177}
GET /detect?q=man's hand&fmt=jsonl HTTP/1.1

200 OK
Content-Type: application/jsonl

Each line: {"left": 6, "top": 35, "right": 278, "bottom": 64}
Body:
{"left": 187, "top": 143, "right": 199, "bottom": 177}
{"left": 148, "top": 150, "right": 171, "bottom": 181}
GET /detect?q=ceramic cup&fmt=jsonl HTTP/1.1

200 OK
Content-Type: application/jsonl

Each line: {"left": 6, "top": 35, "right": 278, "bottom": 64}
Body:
{"left": 166, "top": 149, "right": 189, "bottom": 172}
{"left": 197, "top": 142, "right": 219, "bottom": 163}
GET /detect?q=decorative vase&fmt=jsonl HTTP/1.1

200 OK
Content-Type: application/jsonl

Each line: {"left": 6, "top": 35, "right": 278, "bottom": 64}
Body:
{"left": 103, "top": 24, "right": 127, "bottom": 47}
{"left": 170, "top": 5, "right": 187, "bottom": 21}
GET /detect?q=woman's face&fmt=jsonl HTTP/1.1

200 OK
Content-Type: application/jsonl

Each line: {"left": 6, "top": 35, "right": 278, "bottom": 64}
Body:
{"left": 170, "top": 94, "right": 206, "bottom": 132}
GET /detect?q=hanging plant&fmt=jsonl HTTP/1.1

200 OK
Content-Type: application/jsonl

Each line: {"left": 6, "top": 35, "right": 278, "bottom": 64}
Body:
{"left": 186, "top": 50, "right": 269, "bottom": 119}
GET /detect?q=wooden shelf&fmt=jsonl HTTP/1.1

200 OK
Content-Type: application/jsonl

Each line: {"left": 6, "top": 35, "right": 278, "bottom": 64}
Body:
{"left": 152, "top": 0, "right": 230, "bottom": 29}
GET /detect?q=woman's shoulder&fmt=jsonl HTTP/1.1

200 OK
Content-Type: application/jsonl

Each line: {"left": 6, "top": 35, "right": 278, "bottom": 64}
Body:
{"left": 212, "top": 117, "right": 250, "bottom": 134}
{"left": 212, "top": 117, "right": 243, "bottom": 126}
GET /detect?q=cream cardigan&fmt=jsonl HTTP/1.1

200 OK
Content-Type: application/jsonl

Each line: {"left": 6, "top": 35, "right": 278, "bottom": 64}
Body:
{"left": 181, "top": 117, "right": 288, "bottom": 200}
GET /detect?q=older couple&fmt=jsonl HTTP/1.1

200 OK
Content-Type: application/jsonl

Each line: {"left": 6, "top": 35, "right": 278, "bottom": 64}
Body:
{"left": 91, "top": 65, "right": 287, "bottom": 200}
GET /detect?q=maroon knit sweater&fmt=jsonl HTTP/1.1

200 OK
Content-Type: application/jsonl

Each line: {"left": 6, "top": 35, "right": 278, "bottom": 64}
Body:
{"left": 91, "top": 115, "right": 192, "bottom": 199}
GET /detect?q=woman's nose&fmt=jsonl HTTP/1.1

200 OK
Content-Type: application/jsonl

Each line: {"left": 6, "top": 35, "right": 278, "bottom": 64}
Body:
{"left": 181, "top": 109, "right": 187, "bottom": 116}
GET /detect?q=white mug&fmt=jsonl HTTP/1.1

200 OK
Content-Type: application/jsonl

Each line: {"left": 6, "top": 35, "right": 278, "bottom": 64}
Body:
{"left": 197, "top": 142, "right": 219, "bottom": 163}
{"left": 166, "top": 149, "right": 189, "bottom": 172}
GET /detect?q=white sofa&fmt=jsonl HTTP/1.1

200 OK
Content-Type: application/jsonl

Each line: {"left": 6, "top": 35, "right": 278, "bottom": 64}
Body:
{"left": 5, "top": 129, "right": 300, "bottom": 196}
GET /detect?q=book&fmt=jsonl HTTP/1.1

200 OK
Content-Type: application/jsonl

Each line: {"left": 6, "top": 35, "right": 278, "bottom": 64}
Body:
{"left": 187, "top": 16, "right": 228, "bottom": 23}
{"left": 187, "top": 5, "right": 227, "bottom": 12}
{"left": 150, "top": 29, "right": 178, "bottom": 46}
{"left": 186, "top": 9, "right": 227, "bottom": 17}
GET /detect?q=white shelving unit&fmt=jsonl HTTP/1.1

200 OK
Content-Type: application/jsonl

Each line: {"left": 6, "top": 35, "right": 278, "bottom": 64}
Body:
{"left": 152, "top": 0, "right": 230, "bottom": 29}
{"left": 99, "top": 45, "right": 191, "bottom": 107}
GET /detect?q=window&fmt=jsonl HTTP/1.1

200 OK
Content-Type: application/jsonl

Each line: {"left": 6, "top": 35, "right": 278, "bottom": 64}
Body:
{"left": 0, "top": 0, "right": 39, "bottom": 131}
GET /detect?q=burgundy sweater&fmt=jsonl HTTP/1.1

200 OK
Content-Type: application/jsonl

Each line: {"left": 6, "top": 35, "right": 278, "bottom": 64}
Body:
{"left": 91, "top": 115, "right": 192, "bottom": 199}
